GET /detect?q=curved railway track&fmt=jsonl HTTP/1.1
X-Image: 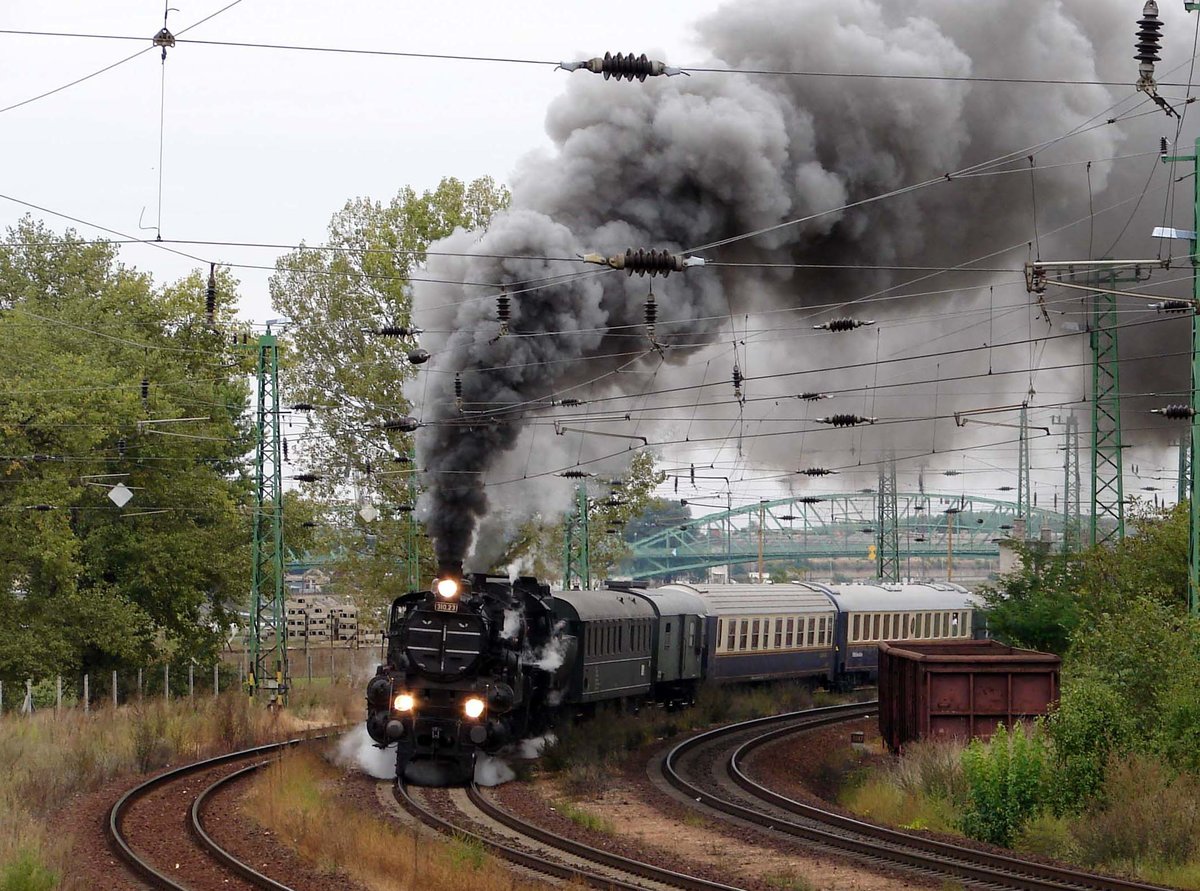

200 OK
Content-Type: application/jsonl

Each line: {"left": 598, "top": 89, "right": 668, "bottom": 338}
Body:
{"left": 395, "top": 778, "right": 746, "bottom": 891}
{"left": 663, "top": 702, "right": 1170, "bottom": 891}
{"left": 107, "top": 731, "right": 336, "bottom": 891}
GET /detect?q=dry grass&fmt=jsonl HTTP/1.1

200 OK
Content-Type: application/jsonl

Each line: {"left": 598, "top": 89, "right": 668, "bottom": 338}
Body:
{"left": 0, "top": 687, "right": 359, "bottom": 890}
{"left": 244, "top": 748, "right": 556, "bottom": 891}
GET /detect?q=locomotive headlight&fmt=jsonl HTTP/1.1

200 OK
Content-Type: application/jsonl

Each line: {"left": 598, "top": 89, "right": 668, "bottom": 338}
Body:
{"left": 463, "top": 696, "right": 486, "bottom": 720}
{"left": 435, "top": 577, "right": 460, "bottom": 599}
{"left": 393, "top": 692, "right": 415, "bottom": 712}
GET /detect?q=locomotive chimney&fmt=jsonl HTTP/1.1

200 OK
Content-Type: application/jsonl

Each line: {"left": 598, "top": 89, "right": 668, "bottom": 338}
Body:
{"left": 438, "top": 560, "right": 464, "bottom": 580}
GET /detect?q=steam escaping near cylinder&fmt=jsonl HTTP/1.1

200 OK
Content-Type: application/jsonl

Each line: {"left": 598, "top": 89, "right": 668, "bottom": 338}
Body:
{"left": 410, "top": 0, "right": 1177, "bottom": 568}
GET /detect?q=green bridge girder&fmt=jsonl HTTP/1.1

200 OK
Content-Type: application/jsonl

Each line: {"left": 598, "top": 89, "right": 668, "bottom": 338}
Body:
{"left": 619, "top": 491, "right": 1061, "bottom": 580}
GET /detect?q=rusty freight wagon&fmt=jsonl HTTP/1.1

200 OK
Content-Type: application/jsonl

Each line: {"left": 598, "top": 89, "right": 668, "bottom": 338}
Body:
{"left": 877, "top": 640, "right": 1060, "bottom": 752}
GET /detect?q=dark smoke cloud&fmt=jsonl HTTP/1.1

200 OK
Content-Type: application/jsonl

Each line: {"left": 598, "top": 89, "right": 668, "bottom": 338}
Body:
{"left": 411, "top": 0, "right": 1195, "bottom": 567}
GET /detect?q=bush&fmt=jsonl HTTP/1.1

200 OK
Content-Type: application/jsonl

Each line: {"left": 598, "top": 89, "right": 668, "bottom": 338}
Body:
{"left": 0, "top": 850, "right": 57, "bottom": 891}
{"left": 1071, "top": 754, "right": 1200, "bottom": 868}
{"left": 1044, "top": 678, "right": 1135, "bottom": 812}
{"left": 959, "top": 723, "right": 1051, "bottom": 847}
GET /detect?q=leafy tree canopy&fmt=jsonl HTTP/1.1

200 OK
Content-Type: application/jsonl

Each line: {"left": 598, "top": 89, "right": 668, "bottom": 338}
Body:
{"left": 0, "top": 219, "right": 255, "bottom": 679}
{"left": 269, "top": 177, "right": 510, "bottom": 605}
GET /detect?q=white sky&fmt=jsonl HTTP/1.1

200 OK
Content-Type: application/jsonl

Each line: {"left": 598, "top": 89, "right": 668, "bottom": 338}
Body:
{"left": 0, "top": 0, "right": 723, "bottom": 320}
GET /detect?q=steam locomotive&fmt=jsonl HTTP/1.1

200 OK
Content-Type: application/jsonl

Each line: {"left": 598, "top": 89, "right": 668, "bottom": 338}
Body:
{"left": 365, "top": 567, "right": 982, "bottom": 784}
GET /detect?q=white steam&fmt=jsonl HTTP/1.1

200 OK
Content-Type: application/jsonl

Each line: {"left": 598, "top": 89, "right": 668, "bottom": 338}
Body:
{"left": 334, "top": 727, "right": 396, "bottom": 780}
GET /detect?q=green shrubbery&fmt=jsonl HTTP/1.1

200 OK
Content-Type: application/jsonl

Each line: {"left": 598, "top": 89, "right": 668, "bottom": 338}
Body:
{"left": 959, "top": 723, "right": 1051, "bottom": 846}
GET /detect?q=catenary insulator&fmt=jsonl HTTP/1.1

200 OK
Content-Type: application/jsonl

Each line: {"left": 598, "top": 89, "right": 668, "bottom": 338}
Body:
{"left": 293, "top": 472, "right": 321, "bottom": 483}
{"left": 558, "top": 52, "right": 683, "bottom": 81}
{"left": 116, "top": 438, "right": 126, "bottom": 458}
{"left": 553, "top": 398, "right": 584, "bottom": 407}
{"left": 28, "top": 504, "right": 54, "bottom": 511}
{"left": 497, "top": 290, "right": 511, "bottom": 336}
{"left": 396, "top": 504, "right": 414, "bottom": 513}
{"left": 393, "top": 454, "right": 412, "bottom": 464}
{"left": 301, "top": 521, "right": 319, "bottom": 529}
{"left": 1151, "top": 299, "right": 1192, "bottom": 313}
{"left": 1136, "top": 1, "right": 1163, "bottom": 89}
{"left": 943, "top": 470, "right": 960, "bottom": 476}
{"left": 814, "top": 317, "right": 875, "bottom": 332}
{"left": 373, "top": 325, "right": 422, "bottom": 337}
{"left": 292, "top": 403, "right": 315, "bottom": 411}
{"left": 732, "top": 364, "right": 743, "bottom": 400}
{"left": 581, "top": 249, "right": 704, "bottom": 277}
{"left": 454, "top": 373, "right": 464, "bottom": 411}
{"left": 1151, "top": 404, "right": 1196, "bottom": 419}
{"left": 558, "top": 470, "right": 591, "bottom": 479}
{"left": 997, "top": 485, "right": 1014, "bottom": 491}
{"left": 1161, "top": 136, "right": 1169, "bottom": 155}
{"left": 797, "top": 496, "right": 824, "bottom": 504}
{"left": 140, "top": 378, "right": 150, "bottom": 402}
{"left": 797, "top": 392, "right": 831, "bottom": 401}
{"left": 407, "top": 349, "right": 431, "bottom": 366}
{"left": 381, "top": 416, "right": 420, "bottom": 432}
{"left": 816, "top": 414, "right": 877, "bottom": 427}
{"left": 205, "top": 263, "right": 217, "bottom": 326}
{"left": 282, "top": 439, "right": 289, "bottom": 462}
{"left": 644, "top": 291, "right": 657, "bottom": 342}
{"left": 798, "top": 467, "right": 836, "bottom": 476}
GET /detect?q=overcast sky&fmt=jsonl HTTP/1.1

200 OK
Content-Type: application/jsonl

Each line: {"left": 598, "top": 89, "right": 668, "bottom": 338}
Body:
{"left": 0, "top": 0, "right": 722, "bottom": 321}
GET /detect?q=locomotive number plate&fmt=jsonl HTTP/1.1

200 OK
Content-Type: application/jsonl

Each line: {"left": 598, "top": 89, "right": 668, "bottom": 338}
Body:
{"left": 433, "top": 601, "right": 459, "bottom": 613}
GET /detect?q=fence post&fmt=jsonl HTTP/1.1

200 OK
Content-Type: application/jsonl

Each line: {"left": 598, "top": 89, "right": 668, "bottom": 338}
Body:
{"left": 56, "top": 676, "right": 61, "bottom": 713}
{"left": 189, "top": 663, "right": 194, "bottom": 700}
{"left": 0, "top": 679, "right": 4, "bottom": 714}
{"left": 83, "top": 674, "right": 89, "bottom": 714}
{"left": 24, "top": 679, "right": 32, "bottom": 716}
{"left": 113, "top": 670, "right": 118, "bottom": 709}
{"left": 307, "top": 651, "right": 312, "bottom": 682}
{"left": 214, "top": 664, "right": 219, "bottom": 698}
{"left": 137, "top": 667, "right": 143, "bottom": 700}
{"left": 329, "top": 645, "right": 334, "bottom": 685}
{"left": 164, "top": 664, "right": 169, "bottom": 702}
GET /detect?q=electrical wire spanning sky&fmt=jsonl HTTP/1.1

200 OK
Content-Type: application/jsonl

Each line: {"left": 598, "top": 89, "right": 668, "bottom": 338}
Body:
{"left": 4, "top": 0, "right": 1200, "bottom": 568}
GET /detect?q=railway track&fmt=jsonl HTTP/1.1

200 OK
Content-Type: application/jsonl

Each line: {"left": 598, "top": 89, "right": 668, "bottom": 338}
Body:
{"left": 663, "top": 702, "right": 1171, "bottom": 891}
{"left": 107, "top": 732, "right": 336, "bottom": 891}
{"left": 394, "top": 779, "right": 746, "bottom": 891}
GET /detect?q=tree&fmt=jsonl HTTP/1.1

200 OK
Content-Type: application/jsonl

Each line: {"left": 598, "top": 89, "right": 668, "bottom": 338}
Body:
{"left": 269, "top": 177, "right": 510, "bottom": 590}
{"left": 0, "top": 219, "right": 254, "bottom": 680}
{"left": 497, "top": 452, "right": 667, "bottom": 582}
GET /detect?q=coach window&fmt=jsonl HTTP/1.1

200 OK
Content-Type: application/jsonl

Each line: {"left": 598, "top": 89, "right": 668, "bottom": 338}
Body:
{"left": 805, "top": 617, "right": 815, "bottom": 647}
{"left": 751, "top": 619, "right": 760, "bottom": 649}
{"left": 739, "top": 620, "right": 749, "bottom": 651}
{"left": 882, "top": 614, "right": 891, "bottom": 639}
{"left": 901, "top": 614, "right": 910, "bottom": 640}
{"left": 716, "top": 619, "right": 724, "bottom": 653}
{"left": 871, "top": 613, "right": 881, "bottom": 640}
{"left": 786, "top": 617, "right": 795, "bottom": 647}
{"left": 727, "top": 619, "right": 737, "bottom": 652}
{"left": 774, "top": 618, "right": 784, "bottom": 648}
{"left": 951, "top": 612, "right": 961, "bottom": 637}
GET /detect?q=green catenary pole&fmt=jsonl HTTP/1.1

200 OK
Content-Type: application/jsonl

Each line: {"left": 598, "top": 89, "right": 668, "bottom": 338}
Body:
{"left": 248, "top": 332, "right": 288, "bottom": 704}
{"left": 1161, "top": 136, "right": 1200, "bottom": 615}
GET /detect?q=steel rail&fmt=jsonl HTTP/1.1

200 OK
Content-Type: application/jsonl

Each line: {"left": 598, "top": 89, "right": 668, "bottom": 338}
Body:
{"left": 190, "top": 760, "right": 295, "bottom": 890}
{"left": 397, "top": 779, "right": 734, "bottom": 891}
{"left": 664, "top": 704, "right": 1171, "bottom": 891}
{"left": 107, "top": 729, "right": 341, "bottom": 890}
{"left": 465, "top": 783, "right": 744, "bottom": 891}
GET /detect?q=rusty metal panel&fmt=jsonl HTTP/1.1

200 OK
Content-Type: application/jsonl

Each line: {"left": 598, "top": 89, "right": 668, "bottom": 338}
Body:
{"left": 878, "top": 639, "right": 1060, "bottom": 752}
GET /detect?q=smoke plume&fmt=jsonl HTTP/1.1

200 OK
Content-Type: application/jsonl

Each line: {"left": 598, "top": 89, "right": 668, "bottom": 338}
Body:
{"left": 411, "top": 0, "right": 1195, "bottom": 566}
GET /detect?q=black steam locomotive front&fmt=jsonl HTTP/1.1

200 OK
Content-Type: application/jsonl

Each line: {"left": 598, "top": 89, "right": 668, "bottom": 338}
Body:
{"left": 365, "top": 567, "right": 565, "bottom": 785}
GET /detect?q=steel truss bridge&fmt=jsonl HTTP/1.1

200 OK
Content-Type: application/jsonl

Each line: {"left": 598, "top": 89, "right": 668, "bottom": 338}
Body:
{"left": 619, "top": 491, "right": 1064, "bottom": 580}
